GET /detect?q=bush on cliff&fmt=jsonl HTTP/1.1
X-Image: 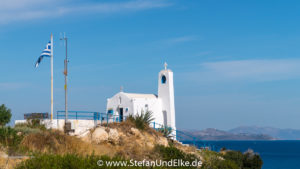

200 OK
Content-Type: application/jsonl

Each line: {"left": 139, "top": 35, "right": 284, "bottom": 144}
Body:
{"left": 16, "top": 154, "right": 143, "bottom": 169}
{"left": 0, "top": 127, "right": 23, "bottom": 154}
{"left": 157, "top": 126, "right": 173, "bottom": 139}
{"left": 154, "top": 145, "right": 198, "bottom": 163}
{"left": 222, "top": 149, "right": 263, "bottom": 169}
{"left": 0, "top": 104, "right": 11, "bottom": 127}
{"left": 201, "top": 158, "right": 239, "bottom": 169}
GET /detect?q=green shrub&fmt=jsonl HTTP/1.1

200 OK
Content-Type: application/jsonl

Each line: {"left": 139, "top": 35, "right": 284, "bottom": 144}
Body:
{"left": 14, "top": 122, "right": 44, "bottom": 135}
{"left": 201, "top": 158, "right": 239, "bottom": 169}
{"left": 14, "top": 125, "right": 42, "bottom": 135}
{"left": 242, "top": 150, "right": 263, "bottom": 169}
{"left": 154, "top": 145, "right": 197, "bottom": 162}
{"left": 0, "top": 104, "right": 12, "bottom": 126}
{"left": 222, "top": 150, "right": 244, "bottom": 168}
{"left": 16, "top": 154, "right": 147, "bottom": 169}
{"left": 198, "top": 149, "right": 221, "bottom": 163}
{"left": 222, "top": 149, "right": 263, "bottom": 169}
{"left": 157, "top": 126, "right": 173, "bottom": 139}
{"left": 25, "top": 119, "right": 47, "bottom": 130}
{"left": 199, "top": 149, "right": 262, "bottom": 169}
{"left": 0, "top": 127, "right": 23, "bottom": 154}
{"left": 153, "top": 145, "right": 200, "bottom": 168}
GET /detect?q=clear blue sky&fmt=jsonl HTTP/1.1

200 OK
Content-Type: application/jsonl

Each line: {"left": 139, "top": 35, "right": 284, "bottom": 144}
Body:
{"left": 1, "top": 0, "right": 300, "bottom": 130}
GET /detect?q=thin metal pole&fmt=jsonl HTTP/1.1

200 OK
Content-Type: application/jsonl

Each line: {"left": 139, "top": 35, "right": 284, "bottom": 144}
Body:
{"left": 65, "top": 37, "right": 68, "bottom": 123}
{"left": 50, "top": 33, "right": 54, "bottom": 123}
{"left": 61, "top": 34, "right": 68, "bottom": 125}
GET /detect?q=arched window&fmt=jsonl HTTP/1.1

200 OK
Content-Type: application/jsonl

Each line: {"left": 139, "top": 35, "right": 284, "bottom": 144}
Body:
{"left": 161, "top": 75, "right": 167, "bottom": 84}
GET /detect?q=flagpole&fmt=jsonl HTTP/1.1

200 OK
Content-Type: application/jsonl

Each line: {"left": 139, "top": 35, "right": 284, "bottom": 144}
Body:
{"left": 50, "top": 33, "right": 54, "bottom": 122}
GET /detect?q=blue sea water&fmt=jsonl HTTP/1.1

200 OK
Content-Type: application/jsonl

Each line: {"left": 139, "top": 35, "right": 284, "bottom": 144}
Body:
{"left": 185, "top": 140, "right": 300, "bottom": 169}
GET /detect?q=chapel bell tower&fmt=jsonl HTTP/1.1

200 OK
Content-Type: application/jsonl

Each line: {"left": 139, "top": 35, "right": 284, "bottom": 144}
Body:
{"left": 158, "top": 62, "right": 176, "bottom": 131}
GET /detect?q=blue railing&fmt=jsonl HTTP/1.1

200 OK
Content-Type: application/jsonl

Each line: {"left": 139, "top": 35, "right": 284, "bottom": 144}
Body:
{"left": 57, "top": 111, "right": 100, "bottom": 120}
{"left": 152, "top": 122, "right": 197, "bottom": 145}
{"left": 152, "top": 122, "right": 215, "bottom": 150}
{"left": 56, "top": 111, "right": 127, "bottom": 124}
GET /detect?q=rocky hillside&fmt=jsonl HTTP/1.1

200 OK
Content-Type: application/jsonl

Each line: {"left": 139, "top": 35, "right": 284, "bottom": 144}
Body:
{"left": 0, "top": 119, "right": 263, "bottom": 169}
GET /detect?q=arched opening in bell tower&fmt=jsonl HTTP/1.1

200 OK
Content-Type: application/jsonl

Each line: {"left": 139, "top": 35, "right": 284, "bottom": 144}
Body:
{"left": 161, "top": 75, "right": 167, "bottom": 84}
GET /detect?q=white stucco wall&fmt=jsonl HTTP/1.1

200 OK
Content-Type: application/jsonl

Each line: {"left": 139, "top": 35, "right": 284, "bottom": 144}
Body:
{"left": 106, "top": 92, "right": 134, "bottom": 119}
{"left": 106, "top": 92, "right": 164, "bottom": 125}
{"left": 15, "top": 119, "right": 95, "bottom": 135}
{"left": 132, "top": 98, "right": 164, "bottom": 125}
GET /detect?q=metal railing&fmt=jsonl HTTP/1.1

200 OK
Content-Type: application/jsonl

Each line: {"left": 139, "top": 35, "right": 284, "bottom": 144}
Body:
{"left": 151, "top": 122, "right": 197, "bottom": 145}
{"left": 24, "top": 112, "right": 49, "bottom": 120}
{"left": 151, "top": 122, "right": 215, "bottom": 150}
{"left": 56, "top": 110, "right": 128, "bottom": 125}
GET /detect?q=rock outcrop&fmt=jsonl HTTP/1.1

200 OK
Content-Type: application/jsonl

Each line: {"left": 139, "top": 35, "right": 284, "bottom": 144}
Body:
{"left": 92, "top": 127, "right": 108, "bottom": 144}
{"left": 108, "top": 128, "right": 119, "bottom": 144}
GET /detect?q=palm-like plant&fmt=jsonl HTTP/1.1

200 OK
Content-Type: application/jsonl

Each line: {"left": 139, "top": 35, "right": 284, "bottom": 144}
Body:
{"left": 142, "top": 111, "right": 155, "bottom": 125}
{"left": 127, "top": 111, "right": 154, "bottom": 130}
{"left": 157, "top": 125, "right": 173, "bottom": 139}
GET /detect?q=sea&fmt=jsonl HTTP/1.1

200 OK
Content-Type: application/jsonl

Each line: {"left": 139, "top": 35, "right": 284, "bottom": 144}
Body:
{"left": 183, "top": 140, "right": 300, "bottom": 169}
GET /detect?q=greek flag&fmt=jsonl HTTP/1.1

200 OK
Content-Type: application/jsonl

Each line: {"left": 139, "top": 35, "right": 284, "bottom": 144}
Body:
{"left": 35, "top": 41, "right": 52, "bottom": 68}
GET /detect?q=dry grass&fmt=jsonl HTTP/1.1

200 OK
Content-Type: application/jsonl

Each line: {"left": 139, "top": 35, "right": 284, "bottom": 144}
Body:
{"left": 88, "top": 121, "right": 166, "bottom": 160}
{"left": 21, "top": 129, "right": 116, "bottom": 156}
{"left": 97, "top": 120, "right": 201, "bottom": 160}
{"left": 20, "top": 121, "right": 200, "bottom": 162}
{"left": 108, "top": 120, "right": 162, "bottom": 137}
{"left": 0, "top": 157, "right": 26, "bottom": 169}
{"left": 113, "top": 133, "right": 156, "bottom": 160}
{"left": 173, "top": 140, "right": 198, "bottom": 153}
{"left": 106, "top": 120, "right": 135, "bottom": 133}
{"left": 104, "top": 123, "right": 166, "bottom": 160}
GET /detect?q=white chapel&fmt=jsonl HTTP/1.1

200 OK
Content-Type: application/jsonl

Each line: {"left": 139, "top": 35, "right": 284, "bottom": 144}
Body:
{"left": 106, "top": 63, "right": 176, "bottom": 131}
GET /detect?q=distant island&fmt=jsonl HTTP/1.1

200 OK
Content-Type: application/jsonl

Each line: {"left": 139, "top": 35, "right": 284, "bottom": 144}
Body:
{"left": 229, "top": 126, "right": 300, "bottom": 140}
{"left": 179, "top": 126, "right": 300, "bottom": 141}
{"left": 180, "top": 128, "right": 274, "bottom": 141}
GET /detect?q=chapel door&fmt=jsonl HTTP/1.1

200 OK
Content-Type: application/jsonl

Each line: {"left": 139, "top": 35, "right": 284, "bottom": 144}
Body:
{"left": 119, "top": 108, "right": 124, "bottom": 122}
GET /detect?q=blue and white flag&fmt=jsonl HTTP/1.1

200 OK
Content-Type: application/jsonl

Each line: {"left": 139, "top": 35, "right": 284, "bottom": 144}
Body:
{"left": 35, "top": 41, "right": 52, "bottom": 68}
